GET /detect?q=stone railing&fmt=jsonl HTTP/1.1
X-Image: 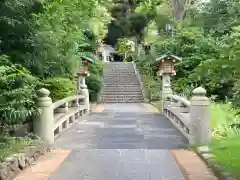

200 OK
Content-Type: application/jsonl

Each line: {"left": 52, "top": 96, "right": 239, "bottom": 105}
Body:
{"left": 33, "top": 88, "right": 89, "bottom": 144}
{"left": 163, "top": 87, "right": 211, "bottom": 145}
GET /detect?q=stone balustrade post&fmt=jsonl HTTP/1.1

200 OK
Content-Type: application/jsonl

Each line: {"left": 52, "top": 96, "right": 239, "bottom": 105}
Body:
{"left": 189, "top": 87, "right": 211, "bottom": 145}
{"left": 78, "top": 78, "right": 90, "bottom": 113}
{"left": 34, "top": 88, "right": 54, "bottom": 144}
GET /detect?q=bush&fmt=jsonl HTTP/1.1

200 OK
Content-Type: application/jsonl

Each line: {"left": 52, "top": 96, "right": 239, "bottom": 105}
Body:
{"left": 85, "top": 61, "right": 104, "bottom": 102}
{"left": 0, "top": 56, "right": 40, "bottom": 133}
{"left": 211, "top": 103, "right": 240, "bottom": 138}
{"left": 43, "top": 77, "right": 76, "bottom": 102}
{"left": 86, "top": 74, "right": 102, "bottom": 102}
{"left": 88, "top": 61, "right": 104, "bottom": 76}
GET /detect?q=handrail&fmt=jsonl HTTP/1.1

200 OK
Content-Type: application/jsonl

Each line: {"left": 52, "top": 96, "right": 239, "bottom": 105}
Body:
{"left": 164, "top": 94, "right": 191, "bottom": 140}
{"left": 166, "top": 94, "right": 190, "bottom": 107}
{"left": 179, "top": 97, "right": 191, "bottom": 107}
{"left": 53, "top": 95, "right": 84, "bottom": 109}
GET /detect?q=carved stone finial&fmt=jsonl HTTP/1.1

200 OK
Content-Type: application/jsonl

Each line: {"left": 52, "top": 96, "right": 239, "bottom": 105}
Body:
{"left": 192, "top": 86, "right": 206, "bottom": 96}
{"left": 37, "top": 88, "right": 50, "bottom": 97}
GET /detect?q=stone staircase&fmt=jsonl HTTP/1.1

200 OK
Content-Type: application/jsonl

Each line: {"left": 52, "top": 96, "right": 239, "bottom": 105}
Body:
{"left": 101, "top": 62, "right": 144, "bottom": 103}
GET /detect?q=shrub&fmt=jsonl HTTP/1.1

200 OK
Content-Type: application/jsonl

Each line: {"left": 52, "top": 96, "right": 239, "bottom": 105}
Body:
{"left": 88, "top": 61, "right": 104, "bottom": 76}
{"left": 85, "top": 61, "right": 104, "bottom": 102}
{"left": 43, "top": 77, "right": 76, "bottom": 102}
{"left": 211, "top": 103, "right": 240, "bottom": 138}
{"left": 86, "top": 74, "right": 102, "bottom": 102}
{"left": 0, "top": 56, "right": 40, "bottom": 134}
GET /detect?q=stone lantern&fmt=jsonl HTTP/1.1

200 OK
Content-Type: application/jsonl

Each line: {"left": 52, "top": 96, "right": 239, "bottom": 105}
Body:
{"left": 155, "top": 54, "right": 182, "bottom": 101}
{"left": 76, "top": 56, "right": 94, "bottom": 90}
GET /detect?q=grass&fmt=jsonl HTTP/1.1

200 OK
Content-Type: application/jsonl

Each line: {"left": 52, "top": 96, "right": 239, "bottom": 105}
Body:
{"left": 211, "top": 136, "right": 240, "bottom": 180}
{"left": 209, "top": 103, "right": 240, "bottom": 179}
{"left": 0, "top": 136, "right": 34, "bottom": 162}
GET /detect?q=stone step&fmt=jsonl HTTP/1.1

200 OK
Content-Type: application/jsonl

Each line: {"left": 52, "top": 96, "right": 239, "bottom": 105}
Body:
{"left": 105, "top": 68, "right": 133, "bottom": 71}
{"left": 101, "top": 94, "right": 143, "bottom": 98}
{"left": 103, "top": 85, "right": 141, "bottom": 88}
{"left": 101, "top": 96, "right": 144, "bottom": 101}
{"left": 103, "top": 87, "right": 142, "bottom": 90}
{"left": 101, "top": 96, "right": 144, "bottom": 100}
{"left": 103, "top": 72, "right": 136, "bottom": 74}
{"left": 103, "top": 79, "right": 139, "bottom": 84}
{"left": 103, "top": 76, "right": 137, "bottom": 79}
{"left": 103, "top": 88, "right": 141, "bottom": 91}
{"left": 102, "top": 89, "right": 142, "bottom": 92}
{"left": 102, "top": 92, "right": 143, "bottom": 95}
{"left": 105, "top": 69, "right": 134, "bottom": 71}
{"left": 105, "top": 66, "right": 134, "bottom": 69}
{"left": 104, "top": 73, "right": 135, "bottom": 75}
{"left": 101, "top": 100, "right": 144, "bottom": 103}
{"left": 101, "top": 99, "right": 144, "bottom": 103}
{"left": 102, "top": 90, "right": 142, "bottom": 93}
{"left": 103, "top": 74, "right": 136, "bottom": 77}
{"left": 103, "top": 82, "right": 139, "bottom": 85}
{"left": 101, "top": 62, "right": 144, "bottom": 103}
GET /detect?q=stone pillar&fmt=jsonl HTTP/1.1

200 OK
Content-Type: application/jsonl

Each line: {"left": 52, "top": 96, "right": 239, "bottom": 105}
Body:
{"left": 161, "top": 74, "right": 173, "bottom": 111}
{"left": 34, "top": 88, "right": 54, "bottom": 144}
{"left": 77, "top": 76, "right": 85, "bottom": 91}
{"left": 162, "top": 74, "right": 173, "bottom": 100}
{"left": 189, "top": 87, "right": 211, "bottom": 145}
{"left": 77, "top": 76, "right": 90, "bottom": 113}
{"left": 79, "top": 87, "right": 90, "bottom": 112}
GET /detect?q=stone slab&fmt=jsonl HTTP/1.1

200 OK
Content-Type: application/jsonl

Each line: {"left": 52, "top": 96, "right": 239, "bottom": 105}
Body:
{"left": 50, "top": 149, "right": 184, "bottom": 180}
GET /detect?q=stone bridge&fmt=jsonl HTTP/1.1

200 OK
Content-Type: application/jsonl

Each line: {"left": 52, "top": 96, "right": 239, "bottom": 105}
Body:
{"left": 33, "top": 81, "right": 211, "bottom": 179}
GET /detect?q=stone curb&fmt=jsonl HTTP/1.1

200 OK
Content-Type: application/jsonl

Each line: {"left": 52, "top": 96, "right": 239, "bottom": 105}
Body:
{"left": 196, "top": 146, "right": 236, "bottom": 180}
{"left": 0, "top": 139, "right": 50, "bottom": 180}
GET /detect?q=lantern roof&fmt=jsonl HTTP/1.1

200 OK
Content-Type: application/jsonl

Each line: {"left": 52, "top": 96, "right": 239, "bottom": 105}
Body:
{"left": 81, "top": 55, "right": 95, "bottom": 63}
{"left": 156, "top": 53, "right": 182, "bottom": 62}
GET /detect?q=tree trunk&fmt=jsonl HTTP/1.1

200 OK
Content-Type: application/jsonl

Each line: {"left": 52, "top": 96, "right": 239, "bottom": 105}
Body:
{"left": 171, "top": 0, "right": 188, "bottom": 21}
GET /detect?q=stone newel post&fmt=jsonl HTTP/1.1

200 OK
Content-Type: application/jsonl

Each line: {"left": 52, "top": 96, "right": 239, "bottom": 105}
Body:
{"left": 189, "top": 87, "right": 211, "bottom": 145}
{"left": 77, "top": 76, "right": 90, "bottom": 112}
{"left": 34, "top": 88, "right": 54, "bottom": 144}
{"left": 162, "top": 74, "right": 173, "bottom": 100}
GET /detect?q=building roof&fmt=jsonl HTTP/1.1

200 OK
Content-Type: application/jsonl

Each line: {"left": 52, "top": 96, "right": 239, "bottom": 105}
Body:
{"left": 81, "top": 55, "right": 95, "bottom": 63}
{"left": 156, "top": 54, "right": 182, "bottom": 62}
{"left": 99, "top": 44, "right": 116, "bottom": 53}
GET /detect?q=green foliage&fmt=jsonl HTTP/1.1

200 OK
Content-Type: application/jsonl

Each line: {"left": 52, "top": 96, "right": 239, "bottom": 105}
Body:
{"left": 0, "top": 55, "right": 40, "bottom": 130}
{"left": 43, "top": 77, "right": 76, "bottom": 102}
{"left": 86, "top": 62, "right": 103, "bottom": 102}
{"left": 116, "top": 38, "right": 133, "bottom": 56}
{"left": 135, "top": 51, "right": 161, "bottom": 101}
{"left": 211, "top": 103, "right": 240, "bottom": 138}
{"left": 105, "top": 0, "right": 160, "bottom": 46}
{"left": 0, "top": 0, "right": 43, "bottom": 64}
{"left": 0, "top": 0, "right": 110, "bottom": 128}
{"left": 88, "top": 61, "right": 104, "bottom": 77}
{"left": 86, "top": 74, "right": 102, "bottom": 102}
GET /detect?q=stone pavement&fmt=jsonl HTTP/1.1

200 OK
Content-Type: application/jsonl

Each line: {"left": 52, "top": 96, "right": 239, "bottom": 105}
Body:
{"left": 50, "top": 103, "right": 188, "bottom": 180}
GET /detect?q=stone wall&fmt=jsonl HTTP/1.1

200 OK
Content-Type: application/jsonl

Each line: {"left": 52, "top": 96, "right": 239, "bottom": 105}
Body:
{"left": 0, "top": 140, "right": 49, "bottom": 180}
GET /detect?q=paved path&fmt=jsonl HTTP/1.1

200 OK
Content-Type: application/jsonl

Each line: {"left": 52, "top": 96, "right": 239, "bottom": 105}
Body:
{"left": 50, "top": 103, "right": 188, "bottom": 180}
